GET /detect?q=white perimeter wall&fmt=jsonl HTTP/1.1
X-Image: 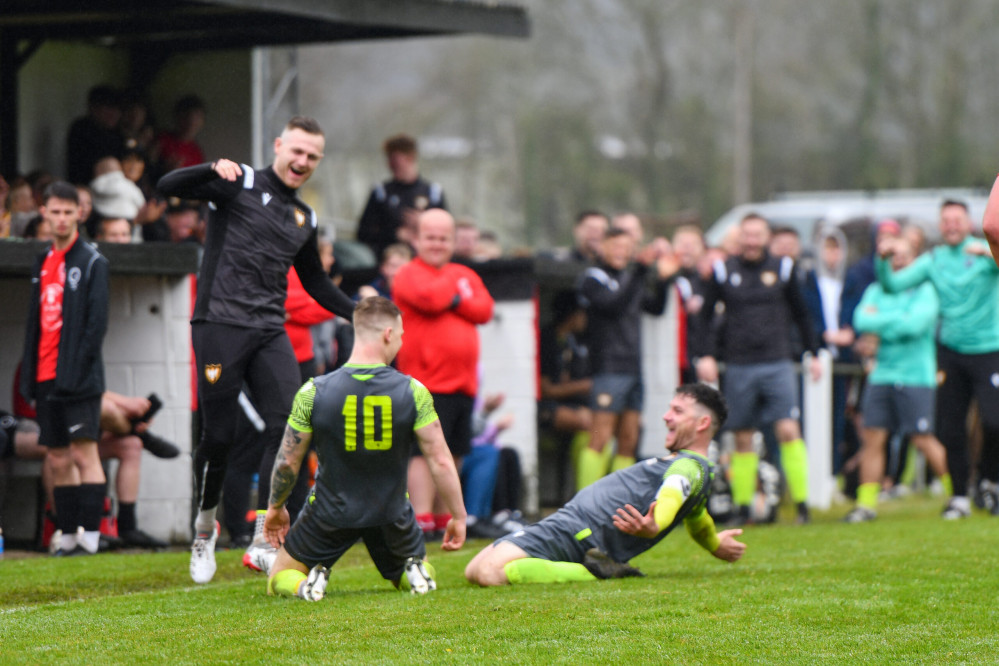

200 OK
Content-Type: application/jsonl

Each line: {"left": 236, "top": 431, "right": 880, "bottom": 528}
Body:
{"left": 477, "top": 300, "right": 539, "bottom": 512}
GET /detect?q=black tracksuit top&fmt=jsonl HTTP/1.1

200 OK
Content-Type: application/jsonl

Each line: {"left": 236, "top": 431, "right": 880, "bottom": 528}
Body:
{"left": 700, "top": 251, "right": 819, "bottom": 365}
{"left": 158, "top": 163, "right": 354, "bottom": 329}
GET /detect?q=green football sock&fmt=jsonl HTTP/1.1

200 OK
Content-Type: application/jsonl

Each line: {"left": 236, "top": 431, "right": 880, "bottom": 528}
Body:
{"left": 730, "top": 451, "right": 759, "bottom": 507}
{"left": 577, "top": 447, "right": 608, "bottom": 490}
{"left": 570, "top": 431, "right": 590, "bottom": 462}
{"left": 503, "top": 558, "right": 598, "bottom": 584}
{"left": 941, "top": 474, "right": 953, "bottom": 497}
{"left": 780, "top": 439, "right": 809, "bottom": 504}
{"left": 610, "top": 455, "right": 636, "bottom": 473}
{"left": 268, "top": 569, "right": 307, "bottom": 597}
{"left": 856, "top": 482, "right": 880, "bottom": 510}
{"left": 899, "top": 446, "right": 918, "bottom": 486}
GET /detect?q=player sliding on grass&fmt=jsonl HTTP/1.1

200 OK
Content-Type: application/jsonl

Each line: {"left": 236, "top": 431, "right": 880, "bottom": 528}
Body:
{"left": 465, "top": 383, "right": 745, "bottom": 586}
{"left": 263, "top": 297, "right": 466, "bottom": 601}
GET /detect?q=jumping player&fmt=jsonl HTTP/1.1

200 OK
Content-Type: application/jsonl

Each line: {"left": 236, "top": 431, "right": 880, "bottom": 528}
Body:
{"left": 263, "top": 297, "right": 466, "bottom": 601}
{"left": 157, "top": 116, "right": 356, "bottom": 583}
{"left": 464, "top": 383, "right": 745, "bottom": 587}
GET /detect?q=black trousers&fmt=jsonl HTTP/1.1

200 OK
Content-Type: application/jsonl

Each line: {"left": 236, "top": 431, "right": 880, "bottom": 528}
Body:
{"left": 192, "top": 322, "right": 302, "bottom": 514}
{"left": 936, "top": 345, "right": 999, "bottom": 497}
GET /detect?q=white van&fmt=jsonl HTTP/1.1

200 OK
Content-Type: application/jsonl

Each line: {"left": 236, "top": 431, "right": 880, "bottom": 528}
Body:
{"left": 705, "top": 189, "right": 990, "bottom": 263}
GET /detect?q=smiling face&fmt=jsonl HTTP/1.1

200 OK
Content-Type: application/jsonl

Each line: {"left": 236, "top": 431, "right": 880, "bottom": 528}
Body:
{"left": 272, "top": 128, "right": 325, "bottom": 190}
{"left": 740, "top": 216, "right": 771, "bottom": 262}
{"left": 663, "top": 393, "right": 710, "bottom": 453}
{"left": 415, "top": 209, "right": 456, "bottom": 268}
{"left": 939, "top": 203, "right": 971, "bottom": 247}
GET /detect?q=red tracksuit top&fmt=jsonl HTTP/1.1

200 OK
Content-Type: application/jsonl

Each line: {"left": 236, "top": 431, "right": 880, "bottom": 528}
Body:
{"left": 392, "top": 257, "right": 493, "bottom": 397}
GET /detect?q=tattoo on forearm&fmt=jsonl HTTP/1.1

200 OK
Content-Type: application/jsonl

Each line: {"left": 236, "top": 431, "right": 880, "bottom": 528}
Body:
{"left": 269, "top": 427, "right": 307, "bottom": 508}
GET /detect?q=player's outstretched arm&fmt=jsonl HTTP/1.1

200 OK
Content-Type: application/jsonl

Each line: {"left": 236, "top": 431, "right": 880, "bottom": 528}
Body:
{"left": 416, "top": 419, "right": 467, "bottom": 551}
{"left": 264, "top": 424, "right": 312, "bottom": 548}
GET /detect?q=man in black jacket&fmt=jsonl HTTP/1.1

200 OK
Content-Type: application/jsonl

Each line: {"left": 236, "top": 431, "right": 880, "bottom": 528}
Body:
{"left": 575, "top": 228, "right": 678, "bottom": 490}
{"left": 698, "top": 214, "right": 822, "bottom": 525}
{"left": 158, "top": 116, "right": 356, "bottom": 583}
{"left": 355, "top": 133, "right": 447, "bottom": 258}
{"left": 21, "top": 181, "right": 110, "bottom": 555}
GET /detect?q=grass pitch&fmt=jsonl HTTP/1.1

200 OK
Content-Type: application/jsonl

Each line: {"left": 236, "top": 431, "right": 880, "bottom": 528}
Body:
{"left": 1, "top": 495, "right": 996, "bottom": 665}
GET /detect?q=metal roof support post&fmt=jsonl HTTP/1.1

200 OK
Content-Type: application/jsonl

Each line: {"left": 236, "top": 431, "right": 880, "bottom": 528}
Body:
{"left": 252, "top": 46, "right": 299, "bottom": 168}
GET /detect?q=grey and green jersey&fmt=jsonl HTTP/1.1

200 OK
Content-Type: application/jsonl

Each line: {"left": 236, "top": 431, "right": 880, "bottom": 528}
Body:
{"left": 560, "top": 452, "right": 713, "bottom": 563}
{"left": 876, "top": 238, "right": 999, "bottom": 354}
{"left": 287, "top": 363, "right": 437, "bottom": 528}
{"left": 853, "top": 281, "right": 939, "bottom": 387}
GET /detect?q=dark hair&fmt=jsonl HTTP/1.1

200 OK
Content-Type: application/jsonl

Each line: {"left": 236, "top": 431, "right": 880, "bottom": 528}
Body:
{"left": 550, "top": 290, "right": 583, "bottom": 327}
{"left": 354, "top": 296, "right": 401, "bottom": 331}
{"left": 383, "top": 133, "right": 418, "bottom": 156}
{"left": 771, "top": 225, "right": 799, "bottom": 238}
{"left": 173, "top": 94, "right": 205, "bottom": 116}
{"left": 97, "top": 217, "right": 132, "bottom": 238}
{"left": 604, "top": 227, "right": 630, "bottom": 241}
{"left": 286, "top": 116, "right": 324, "bottom": 138}
{"left": 42, "top": 181, "right": 80, "bottom": 206}
{"left": 21, "top": 215, "right": 45, "bottom": 239}
{"left": 740, "top": 212, "right": 771, "bottom": 228}
{"left": 87, "top": 85, "right": 121, "bottom": 108}
{"left": 675, "top": 383, "right": 728, "bottom": 433}
{"left": 575, "top": 210, "right": 609, "bottom": 226}
{"left": 941, "top": 199, "right": 969, "bottom": 213}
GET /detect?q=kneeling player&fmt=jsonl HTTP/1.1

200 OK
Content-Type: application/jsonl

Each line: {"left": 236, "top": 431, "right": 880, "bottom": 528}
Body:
{"left": 263, "top": 297, "right": 466, "bottom": 601}
{"left": 465, "top": 384, "right": 745, "bottom": 586}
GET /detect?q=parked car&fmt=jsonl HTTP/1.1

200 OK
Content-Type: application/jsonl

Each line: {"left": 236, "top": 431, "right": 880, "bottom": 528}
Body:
{"left": 705, "top": 189, "right": 990, "bottom": 265}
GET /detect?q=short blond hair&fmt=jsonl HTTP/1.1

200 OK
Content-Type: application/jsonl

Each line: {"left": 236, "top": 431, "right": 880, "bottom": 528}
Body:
{"left": 353, "top": 296, "right": 401, "bottom": 338}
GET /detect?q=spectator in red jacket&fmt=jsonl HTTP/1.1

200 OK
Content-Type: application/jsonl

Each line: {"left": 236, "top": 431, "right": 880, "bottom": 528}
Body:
{"left": 284, "top": 266, "right": 336, "bottom": 382}
{"left": 393, "top": 208, "right": 494, "bottom": 539}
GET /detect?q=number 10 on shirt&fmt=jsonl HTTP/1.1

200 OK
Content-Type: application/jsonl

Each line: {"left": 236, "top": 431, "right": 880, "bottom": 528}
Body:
{"left": 342, "top": 395, "right": 393, "bottom": 451}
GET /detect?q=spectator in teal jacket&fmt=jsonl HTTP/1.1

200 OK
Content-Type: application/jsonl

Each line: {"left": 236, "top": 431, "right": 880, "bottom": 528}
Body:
{"left": 845, "top": 237, "right": 950, "bottom": 522}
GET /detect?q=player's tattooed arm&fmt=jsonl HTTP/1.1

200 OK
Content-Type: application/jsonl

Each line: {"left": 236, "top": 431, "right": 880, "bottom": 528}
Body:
{"left": 269, "top": 425, "right": 313, "bottom": 509}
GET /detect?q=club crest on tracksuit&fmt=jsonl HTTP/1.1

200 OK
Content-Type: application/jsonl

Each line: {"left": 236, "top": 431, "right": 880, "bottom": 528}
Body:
{"left": 205, "top": 364, "right": 222, "bottom": 384}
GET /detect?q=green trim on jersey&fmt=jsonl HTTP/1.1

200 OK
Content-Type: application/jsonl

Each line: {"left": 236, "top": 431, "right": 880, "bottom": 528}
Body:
{"left": 288, "top": 378, "right": 317, "bottom": 433}
{"left": 345, "top": 363, "right": 387, "bottom": 382}
{"left": 410, "top": 377, "right": 438, "bottom": 430}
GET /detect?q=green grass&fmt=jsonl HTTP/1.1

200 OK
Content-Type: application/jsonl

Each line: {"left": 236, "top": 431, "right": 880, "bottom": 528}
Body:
{"left": 2, "top": 495, "right": 996, "bottom": 664}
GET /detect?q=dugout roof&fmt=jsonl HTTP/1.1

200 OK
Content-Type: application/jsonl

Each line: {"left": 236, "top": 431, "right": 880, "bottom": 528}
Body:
{"left": 0, "top": 0, "right": 530, "bottom": 49}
